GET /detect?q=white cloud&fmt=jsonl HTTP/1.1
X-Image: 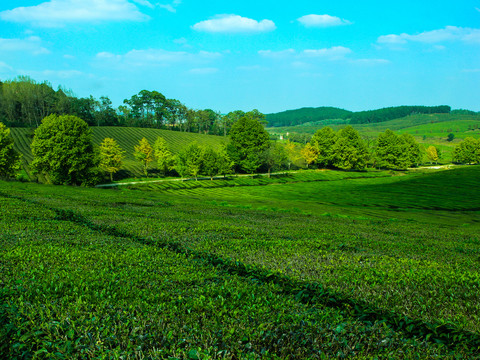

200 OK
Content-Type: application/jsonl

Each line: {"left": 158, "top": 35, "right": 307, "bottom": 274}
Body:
{"left": 0, "top": 0, "right": 148, "bottom": 27}
{"left": 192, "top": 14, "right": 276, "bottom": 33}
{"left": 0, "top": 62, "right": 13, "bottom": 71}
{"left": 302, "top": 46, "right": 352, "bottom": 60}
{"left": 352, "top": 58, "right": 390, "bottom": 65}
{"left": 258, "top": 49, "right": 295, "bottom": 58}
{"left": 297, "top": 14, "right": 351, "bottom": 28}
{"left": 96, "top": 48, "right": 222, "bottom": 67}
{"left": 0, "top": 36, "right": 49, "bottom": 55}
{"left": 259, "top": 46, "right": 352, "bottom": 61}
{"left": 378, "top": 26, "right": 480, "bottom": 45}
{"left": 188, "top": 67, "right": 219, "bottom": 75}
{"left": 132, "top": 0, "right": 154, "bottom": 8}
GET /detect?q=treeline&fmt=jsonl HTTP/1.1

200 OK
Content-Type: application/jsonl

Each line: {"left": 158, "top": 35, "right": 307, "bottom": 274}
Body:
{"left": 266, "top": 107, "right": 352, "bottom": 127}
{"left": 0, "top": 76, "right": 249, "bottom": 136}
{"left": 267, "top": 105, "right": 454, "bottom": 127}
{"left": 349, "top": 105, "right": 452, "bottom": 124}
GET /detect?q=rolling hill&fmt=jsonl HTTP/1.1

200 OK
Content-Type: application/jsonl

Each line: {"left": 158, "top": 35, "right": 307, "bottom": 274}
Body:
{"left": 10, "top": 127, "right": 227, "bottom": 181}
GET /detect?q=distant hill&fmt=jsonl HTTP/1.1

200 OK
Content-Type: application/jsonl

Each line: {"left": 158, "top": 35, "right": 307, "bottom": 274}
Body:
{"left": 10, "top": 127, "right": 227, "bottom": 180}
{"left": 267, "top": 105, "right": 453, "bottom": 127}
{"left": 266, "top": 107, "right": 352, "bottom": 127}
{"left": 349, "top": 105, "right": 451, "bottom": 124}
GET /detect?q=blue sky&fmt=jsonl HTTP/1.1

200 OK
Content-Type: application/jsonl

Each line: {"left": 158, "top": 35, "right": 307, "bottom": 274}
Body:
{"left": 0, "top": 0, "right": 479, "bottom": 113}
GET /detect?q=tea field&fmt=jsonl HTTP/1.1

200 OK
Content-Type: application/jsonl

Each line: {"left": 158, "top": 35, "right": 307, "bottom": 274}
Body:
{"left": 1, "top": 167, "right": 480, "bottom": 358}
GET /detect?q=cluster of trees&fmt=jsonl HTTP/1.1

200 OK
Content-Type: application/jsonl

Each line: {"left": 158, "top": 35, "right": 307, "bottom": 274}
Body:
{"left": 0, "top": 122, "right": 21, "bottom": 179}
{"left": 453, "top": 137, "right": 480, "bottom": 164}
{"left": 0, "top": 76, "right": 250, "bottom": 136}
{"left": 301, "top": 127, "right": 421, "bottom": 170}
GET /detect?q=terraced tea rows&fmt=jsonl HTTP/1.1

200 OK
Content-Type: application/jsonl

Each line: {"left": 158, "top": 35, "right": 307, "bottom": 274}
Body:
{"left": 1, "top": 166, "right": 479, "bottom": 358}
{"left": 9, "top": 127, "right": 227, "bottom": 179}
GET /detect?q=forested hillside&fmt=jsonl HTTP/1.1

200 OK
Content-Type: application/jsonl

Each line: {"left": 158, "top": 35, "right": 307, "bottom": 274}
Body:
{"left": 266, "top": 107, "right": 352, "bottom": 127}
{"left": 266, "top": 105, "right": 454, "bottom": 128}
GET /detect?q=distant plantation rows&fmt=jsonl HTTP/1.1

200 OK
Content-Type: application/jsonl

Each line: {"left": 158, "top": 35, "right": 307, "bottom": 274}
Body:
{"left": 10, "top": 126, "right": 226, "bottom": 180}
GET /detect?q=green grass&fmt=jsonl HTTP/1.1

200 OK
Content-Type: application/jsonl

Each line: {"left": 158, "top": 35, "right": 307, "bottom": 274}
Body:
{"left": 9, "top": 126, "right": 227, "bottom": 180}
{"left": 1, "top": 166, "right": 480, "bottom": 358}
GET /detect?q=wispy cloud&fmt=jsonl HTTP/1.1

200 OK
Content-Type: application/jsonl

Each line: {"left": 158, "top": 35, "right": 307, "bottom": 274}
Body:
{"left": 188, "top": 67, "right": 219, "bottom": 75}
{"left": 0, "top": 0, "right": 149, "bottom": 27}
{"left": 96, "top": 48, "right": 222, "bottom": 67}
{"left": 378, "top": 26, "right": 480, "bottom": 46}
{"left": 158, "top": 0, "right": 181, "bottom": 13}
{"left": 192, "top": 14, "right": 276, "bottom": 33}
{"left": 297, "top": 14, "right": 351, "bottom": 28}
{"left": 258, "top": 49, "right": 295, "bottom": 58}
{"left": 0, "top": 36, "right": 49, "bottom": 55}
{"left": 259, "top": 47, "right": 352, "bottom": 61}
{"left": 302, "top": 46, "right": 352, "bottom": 60}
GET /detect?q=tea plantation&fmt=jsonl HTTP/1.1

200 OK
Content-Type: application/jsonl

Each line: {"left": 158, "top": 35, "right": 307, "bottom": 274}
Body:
{"left": 1, "top": 167, "right": 480, "bottom": 358}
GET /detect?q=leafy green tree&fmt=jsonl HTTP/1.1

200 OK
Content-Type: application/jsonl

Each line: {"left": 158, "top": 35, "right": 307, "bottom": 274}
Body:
{"left": 301, "top": 143, "right": 317, "bottom": 168}
{"left": 310, "top": 127, "right": 337, "bottom": 168}
{"left": 154, "top": 136, "right": 174, "bottom": 176}
{"left": 261, "top": 142, "right": 288, "bottom": 177}
{"left": 228, "top": 114, "right": 269, "bottom": 174}
{"left": 134, "top": 137, "right": 154, "bottom": 177}
{"left": 332, "top": 126, "right": 369, "bottom": 170}
{"left": 217, "top": 145, "right": 234, "bottom": 178}
{"left": 426, "top": 145, "right": 439, "bottom": 164}
{"left": 0, "top": 122, "right": 21, "bottom": 179}
{"left": 399, "top": 133, "right": 421, "bottom": 168}
{"left": 31, "top": 114, "right": 99, "bottom": 185}
{"left": 447, "top": 133, "right": 455, "bottom": 142}
{"left": 375, "top": 129, "right": 401, "bottom": 169}
{"left": 201, "top": 146, "right": 221, "bottom": 180}
{"left": 375, "top": 130, "right": 420, "bottom": 169}
{"left": 453, "top": 137, "right": 479, "bottom": 164}
{"left": 184, "top": 142, "right": 203, "bottom": 180}
{"left": 174, "top": 151, "right": 188, "bottom": 180}
{"left": 99, "top": 137, "right": 125, "bottom": 181}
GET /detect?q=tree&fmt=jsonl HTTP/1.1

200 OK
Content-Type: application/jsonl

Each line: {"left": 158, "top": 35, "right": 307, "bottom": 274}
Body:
{"left": 31, "top": 115, "right": 99, "bottom": 185}
{"left": 154, "top": 136, "right": 174, "bottom": 176}
{"left": 310, "top": 127, "right": 337, "bottom": 168}
{"left": 301, "top": 143, "right": 317, "bottom": 168}
{"left": 375, "top": 130, "right": 420, "bottom": 169}
{"left": 228, "top": 114, "right": 269, "bottom": 174}
{"left": 331, "top": 126, "right": 369, "bottom": 170}
{"left": 99, "top": 138, "right": 125, "bottom": 181}
{"left": 217, "top": 145, "right": 234, "bottom": 178}
{"left": 201, "top": 146, "right": 221, "bottom": 180}
{"left": 453, "top": 137, "right": 479, "bottom": 164}
{"left": 134, "top": 138, "right": 154, "bottom": 176}
{"left": 447, "top": 133, "right": 455, "bottom": 142}
{"left": 426, "top": 145, "right": 439, "bottom": 164}
{"left": 261, "top": 142, "right": 287, "bottom": 177}
{"left": 185, "top": 143, "right": 204, "bottom": 180}
{"left": 0, "top": 122, "right": 21, "bottom": 179}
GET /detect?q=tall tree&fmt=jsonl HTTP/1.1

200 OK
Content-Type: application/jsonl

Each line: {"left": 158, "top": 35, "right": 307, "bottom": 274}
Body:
{"left": 99, "top": 138, "right": 125, "bottom": 181}
{"left": 426, "top": 146, "right": 439, "bottom": 164}
{"left": 184, "top": 142, "right": 204, "bottom": 180}
{"left": 301, "top": 143, "right": 317, "bottom": 168}
{"left": 31, "top": 115, "right": 99, "bottom": 185}
{"left": 332, "top": 126, "right": 369, "bottom": 170}
{"left": 228, "top": 113, "right": 269, "bottom": 174}
{"left": 154, "top": 136, "right": 174, "bottom": 176}
{"left": 0, "top": 122, "right": 21, "bottom": 179}
{"left": 310, "top": 127, "right": 337, "bottom": 168}
{"left": 261, "top": 142, "right": 287, "bottom": 177}
{"left": 134, "top": 138, "right": 154, "bottom": 176}
{"left": 453, "top": 137, "right": 479, "bottom": 164}
{"left": 201, "top": 146, "right": 221, "bottom": 180}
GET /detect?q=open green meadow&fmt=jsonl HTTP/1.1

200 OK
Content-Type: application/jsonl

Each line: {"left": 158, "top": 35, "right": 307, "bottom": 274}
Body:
{"left": 9, "top": 127, "right": 227, "bottom": 180}
{"left": 1, "top": 166, "right": 480, "bottom": 358}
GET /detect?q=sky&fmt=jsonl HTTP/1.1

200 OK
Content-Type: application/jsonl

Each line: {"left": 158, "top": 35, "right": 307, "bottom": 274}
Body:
{"left": 0, "top": 0, "right": 479, "bottom": 114}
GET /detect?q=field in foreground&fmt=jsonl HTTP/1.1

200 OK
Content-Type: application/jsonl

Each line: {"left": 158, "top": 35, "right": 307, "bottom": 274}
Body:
{"left": 1, "top": 167, "right": 480, "bottom": 358}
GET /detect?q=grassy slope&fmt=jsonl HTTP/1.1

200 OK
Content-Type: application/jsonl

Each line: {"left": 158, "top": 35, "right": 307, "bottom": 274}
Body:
{"left": 1, "top": 167, "right": 479, "bottom": 358}
{"left": 9, "top": 126, "right": 227, "bottom": 179}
